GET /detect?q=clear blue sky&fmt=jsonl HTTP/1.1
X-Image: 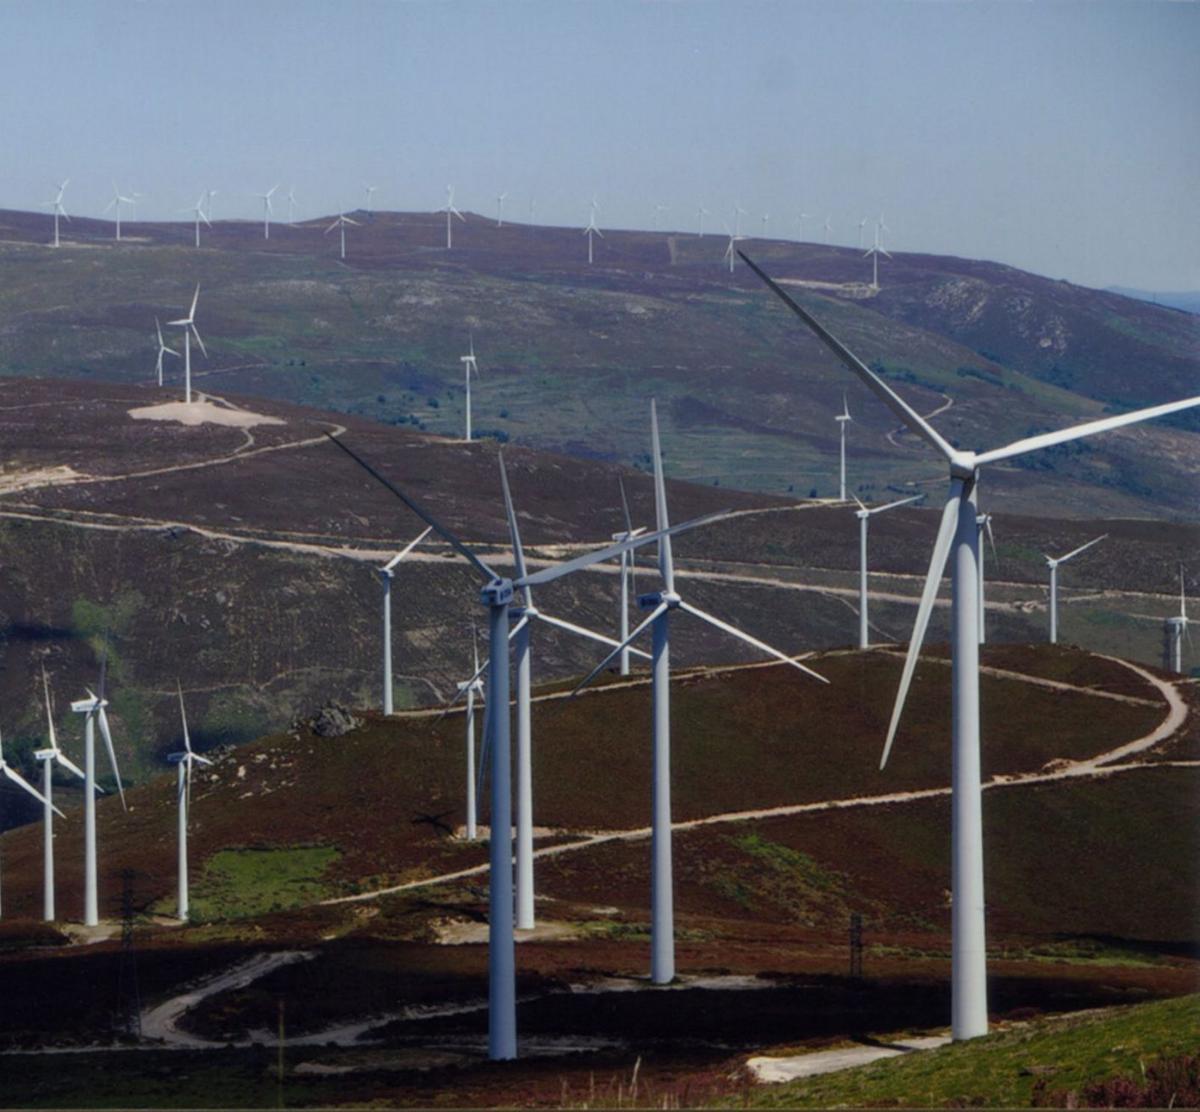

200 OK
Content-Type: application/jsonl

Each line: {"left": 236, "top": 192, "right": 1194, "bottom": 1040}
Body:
{"left": 2, "top": 0, "right": 1196, "bottom": 290}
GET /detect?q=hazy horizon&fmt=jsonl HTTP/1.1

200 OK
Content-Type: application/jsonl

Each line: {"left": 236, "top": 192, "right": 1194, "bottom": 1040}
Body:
{"left": 1, "top": 0, "right": 1196, "bottom": 292}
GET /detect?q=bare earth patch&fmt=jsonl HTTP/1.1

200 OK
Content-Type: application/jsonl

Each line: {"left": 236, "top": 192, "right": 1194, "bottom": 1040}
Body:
{"left": 128, "top": 399, "right": 285, "bottom": 428}
{"left": 0, "top": 464, "right": 86, "bottom": 494}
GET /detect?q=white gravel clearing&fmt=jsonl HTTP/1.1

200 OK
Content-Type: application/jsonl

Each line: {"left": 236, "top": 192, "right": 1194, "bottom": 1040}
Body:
{"left": 128, "top": 399, "right": 285, "bottom": 428}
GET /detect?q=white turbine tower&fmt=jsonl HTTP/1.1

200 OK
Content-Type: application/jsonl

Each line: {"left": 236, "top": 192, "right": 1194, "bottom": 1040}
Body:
{"left": 696, "top": 204, "right": 709, "bottom": 237}
{"left": 364, "top": 184, "right": 377, "bottom": 214}
{"left": 853, "top": 494, "right": 925, "bottom": 649}
{"left": 795, "top": 211, "right": 810, "bottom": 241}
{"left": 574, "top": 400, "right": 828, "bottom": 983}
{"left": 167, "top": 284, "right": 207, "bottom": 404}
{"left": 69, "top": 659, "right": 127, "bottom": 927}
{"left": 379, "top": 526, "right": 433, "bottom": 715}
{"left": 584, "top": 198, "right": 603, "bottom": 264}
{"left": 180, "top": 193, "right": 211, "bottom": 248}
{"left": 154, "top": 317, "right": 179, "bottom": 387}
{"left": 327, "top": 432, "right": 716, "bottom": 1060}
{"left": 741, "top": 249, "right": 1200, "bottom": 1041}
{"left": 1045, "top": 534, "right": 1106, "bottom": 645}
{"left": 33, "top": 668, "right": 87, "bottom": 922}
{"left": 41, "top": 180, "right": 69, "bottom": 247}
{"left": 0, "top": 728, "right": 62, "bottom": 918}
{"left": 326, "top": 212, "right": 359, "bottom": 260}
{"left": 760, "top": 213, "right": 770, "bottom": 237}
{"left": 104, "top": 183, "right": 135, "bottom": 241}
{"left": 495, "top": 192, "right": 507, "bottom": 227}
{"left": 286, "top": 187, "right": 297, "bottom": 226}
{"left": 723, "top": 225, "right": 744, "bottom": 274}
{"left": 835, "top": 393, "right": 852, "bottom": 501}
{"left": 440, "top": 185, "right": 466, "bottom": 249}
{"left": 612, "top": 478, "right": 645, "bottom": 676}
{"left": 167, "top": 682, "right": 213, "bottom": 922}
{"left": 256, "top": 185, "right": 279, "bottom": 239}
{"left": 865, "top": 221, "right": 893, "bottom": 291}
{"left": 1165, "top": 565, "right": 1191, "bottom": 674}
{"left": 460, "top": 336, "right": 481, "bottom": 441}
{"left": 975, "top": 513, "right": 997, "bottom": 645}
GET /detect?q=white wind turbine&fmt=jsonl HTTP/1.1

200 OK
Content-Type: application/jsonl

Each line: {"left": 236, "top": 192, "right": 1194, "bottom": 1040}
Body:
{"left": 167, "top": 284, "right": 207, "bottom": 404}
{"left": 440, "top": 185, "right": 466, "bottom": 249}
{"left": 104, "top": 183, "right": 135, "bottom": 241}
{"left": 0, "top": 727, "right": 62, "bottom": 918}
{"left": 154, "top": 317, "right": 179, "bottom": 387}
{"left": 761, "top": 213, "right": 770, "bottom": 237}
{"left": 326, "top": 212, "right": 360, "bottom": 260}
{"left": 696, "top": 204, "right": 709, "bottom": 237}
{"left": 378, "top": 526, "right": 433, "bottom": 715}
{"left": 573, "top": 400, "right": 828, "bottom": 983}
{"left": 835, "top": 393, "right": 852, "bottom": 501}
{"left": 823, "top": 215, "right": 832, "bottom": 244}
{"left": 852, "top": 494, "right": 925, "bottom": 649}
{"left": 327, "top": 432, "right": 719, "bottom": 1059}
{"left": 33, "top": 667, "right": 88, "bottom": 922}
{"left": 1045, "top": 534, "right": 1106, "bottom": 644}
{"left": 167, "top": 682, "right": 213, "bottom": 922}
{"left": 180, "top": 193, "right": 211, "bottom": 248}
{"left": 69, "top": 658, "right": 127, "bottom": 927}
{"left": 857, "top": 217, "right": 868, "bottom": 250}
{"left": 865, "top": 220, "right": 892, "bottom": 291}
{"left": 1165, "top": 565, "right": 1191, "bottom": 674}
{"left": 795, "top": 211, "right": 810, "bottom": 241}
{"left": 723, "top": 225, "right": 745, "bottom": 274}
{"left": 732, "top": 202, "right": 747, "bottom": 237}
{"left": 495, "top": 192, "right": 508, "bottom": 227}
{"left": 584, "top": 198, "right": 603, "bottom": 264}
{"left": 461, "top": 336, "right": 481, "bottom": 441}
{"left": 612, "top": 478, "right": 646, "bottom": 676}
{"left": 256, "top": 185, "right": 279, "bottom": 239}
{"left": 286, "top": 187, "right": 297, "bottom": 226}
{"left": 364, "top": 184, "right": 377, "bottom": 214}
{"left": 41, "top": 180, "right": 69, "bottom": 247}
{"left": 741, "top": 249, "right": 1200, "bottom": 1041}
{"left": 975, "top": 512, "right": 998, "bottom": 644}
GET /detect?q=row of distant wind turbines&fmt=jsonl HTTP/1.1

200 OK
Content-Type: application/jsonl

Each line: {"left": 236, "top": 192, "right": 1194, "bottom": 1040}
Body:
{"left": 38, "top": 180, "right": 896, "bottom": 285}
{"left": 346, "top": 262, "right": 1198, "bottom": 1061}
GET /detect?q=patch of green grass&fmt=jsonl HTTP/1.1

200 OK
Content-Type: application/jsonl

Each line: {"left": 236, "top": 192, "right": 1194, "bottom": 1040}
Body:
{"left": 188, "top": 844, "right": 341, "bottom": 921}
{"left": 738, "top": 994, "right": 1200, "bottom": 1108}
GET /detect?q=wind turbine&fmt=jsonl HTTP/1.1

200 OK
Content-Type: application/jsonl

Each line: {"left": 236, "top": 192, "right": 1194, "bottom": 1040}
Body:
{"left": 286, "top": 187, "right": 297, "bottom": 226}
{"left": 975, "top": 513, "right": 997, "bottom": 645}
{"left": 461, "top": 336, "right": 481, "bottom": 441}
{"left": 154, "top": 317, "right": 179, "bottom": 387}
{"left": 723, "top": 225, "right": 744, "bottom": 274}
{"left": 857, "top": 217, "right": 868, "bottom": 250}
{"left": 740, "top": 249, "right": 1200, "bottom": 1041}
{"left": 326, "top": 212, "right": 359, "bottom": 260}
{"left": 167, "top": 682, "right": 213, "bottom": 922}
{"left": 1165, "top": 565, "right": 1191, "bottom": 674}
{"left": 760, "top": 213, "right": 770, "bottom": 237}
{"left": 732, "top": 202, "right": 747, "bottom": 237}
{"left": 612, "top": 478, "right": 646, "bottom": 676}
{"left": 33, "top": 668, "right": 88, "bottom": 922}
{"left": 326, "top": 432, "right": 721, "bottom": 1059}
{"left": 795, "top": 211, "right": 810, "bottom": 241}
{"left": 379, "top": 526, "right": 433, "bottom": 714}
{"left": 823, "top": 215, "right": 832, "bottom": 244}
{"left": 584, "top": 198, "right": 603, "bottom": 264}
{"left": 167, "top": 284, "right": 207, "bottom": 404}
{"left": 440, "top": 185, "right": 466, "bottom": 249}
{"left": 835, "top": 393, "right": 852, "bottom": 501}
{"left": 364, "top": 184, "right": 377, "bottom": 214}
{"left": 41, "top": 180, "right": 69, "bottom": 247}
{"left": 69, "top": 658, "right": 127, "bottom": 927}
{"left": 256, "top": 184, "right": 278, "bottom": 239}
{"left": 865, "top": 221, "right": 892, "bottom": 291}
{"left": 0, "top": 727, "right": 62, "bottom": 918}
{"left": 573, "top": 400, "right": 828, "bottom": 983}
{"left": 696, "top": 204, "right": 709, "bottom": 237}
{"left": 104, "top": 183, "right": 135, "bottom": 241}
{"left": 495, "top": 192, "right": 507, "bottom": 227}
{"left": 1045, "top": 534, "right": 1106, "bottom": 644}
{"left": 852, "top": 494, "right": 925, "bottom": 649}
{"left": 180, "top": 193, "right": 211, "bottom": 248}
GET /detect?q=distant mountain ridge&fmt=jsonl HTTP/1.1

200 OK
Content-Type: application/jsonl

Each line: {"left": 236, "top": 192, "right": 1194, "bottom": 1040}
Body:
{"left": 1105, "top": 286, "right": 1200, "bottom": 315}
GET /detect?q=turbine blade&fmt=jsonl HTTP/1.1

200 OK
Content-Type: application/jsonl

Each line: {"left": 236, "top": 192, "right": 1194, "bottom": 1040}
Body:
{"left": 498, "top": 455, "right": 531, "bottom": 606}
{"left": 986, "top": 517, "right": 998, "bottom": 564}
{"left": 189, "top": 283, "right": 200, "bottom": 319}
{"left": 678, "top": 600, "right": 828, "bottom": 683}
{"left": 869, "top": 493, "right": 925, "bottom": 515}
{"left": 650, "top": 399, "right": 675, "bottom": 592}
{"left": 618, "top": 476, "right": 635, "bottom": 537}
{"left": 325, "top": 433, "right": 497, "bottom": 581}
{"left": 43, "top": 667, "right": 58, "bottom": 751}
{"left": 571, "top": 602, "right": 667, "bottom": 696}
{"left": 1057, "top": 533, "right": 1107, "bottom": 564}
{"left": 738, "top": 252, "right": 957, "bottom": 462}
{"left": 974, "top": 398, "right": 1200, "bottom": 466}
{"left": 96, "top": 707, "right": 127, "bottom": 811}
{"left": 178, "top": 679, "right": 191, "bottom": 753}
{"left": 535, "top": 610, "right": 652, "bottom": 660}
{"left": 383, "top": 525, "right": 434, "bottom": 571}
{"left": 191, "top": 324, "right": 207, "bottom": 359}
{"left": 879, "top": 483, "right": 962, "bottom": 769}
{"left": 3, "top": 765, "right": 62, "bottom": 815}
{"left": 54, "top": 752, "right": 88, "bottom": 782}
{"left": 517, "top": 509, "right": 729, "bottom": 589}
